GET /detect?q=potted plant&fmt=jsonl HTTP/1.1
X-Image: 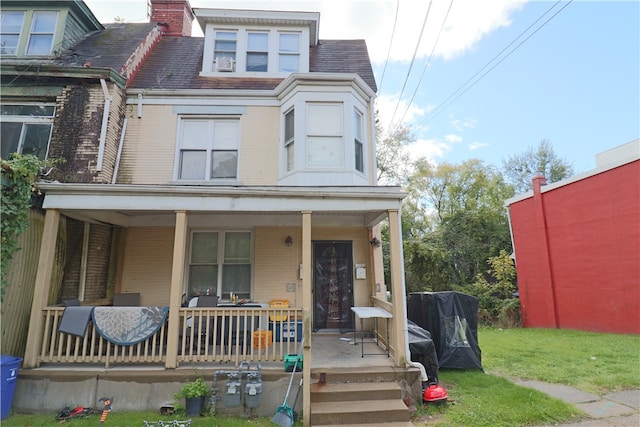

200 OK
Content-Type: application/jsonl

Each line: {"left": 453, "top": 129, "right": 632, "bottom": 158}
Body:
{"left": 175, "top": 377, "right": 209, "bottom": 416}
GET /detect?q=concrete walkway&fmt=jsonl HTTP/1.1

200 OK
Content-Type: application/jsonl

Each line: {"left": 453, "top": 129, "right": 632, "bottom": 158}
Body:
{"left": 515, "top": 380, "right": 640, "bottom": 426}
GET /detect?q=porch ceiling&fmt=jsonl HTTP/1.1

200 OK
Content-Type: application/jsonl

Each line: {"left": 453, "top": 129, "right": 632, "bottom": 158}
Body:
{"left": 40, "top": 183, "right": 406, "bottom": 228}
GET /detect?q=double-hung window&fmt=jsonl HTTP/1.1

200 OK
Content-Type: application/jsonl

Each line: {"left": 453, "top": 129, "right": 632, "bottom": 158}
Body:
{"left": 187, "top": 231, "right": 252, "bottom": 299}
{"left": 354, "top": 109, "right": 364, "bottom": 172}
{"left": 246, "top": 32, "right": 268, "bottom": 72}
{"left": 279, "top": 33, "right": 299, "bottom": 73}
{"left": 306, "top": 103, "right": 344, "bottom": 169}
{"left": 284, "top": 109, "right": 295, "bottom": 172}
{"left": 26, "top": 11, "right": 57, "bottom": 55}
{"left": 0, "top": 104, "right": 55, "bottom": 160}
{"left": 214, "top": 31, "right": 236, "bottom": 70}
{"left": 177, "top": 118, "right": 240, "bottom": 181}
{"left": 0, "top": 11, "right": 24, "bottom": 55}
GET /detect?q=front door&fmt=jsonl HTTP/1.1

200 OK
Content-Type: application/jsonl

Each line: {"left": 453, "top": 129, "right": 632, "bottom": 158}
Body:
{"left": 313, "top": 241, "right": 354, "bottom": 332}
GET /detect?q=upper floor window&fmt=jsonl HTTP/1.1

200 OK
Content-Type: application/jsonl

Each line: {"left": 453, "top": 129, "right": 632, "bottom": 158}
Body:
{"left": 0, "top": 11, "right": 24, "bottom": 55}
{"left": 214, "top": 31, "right": 236, "bottom": 71}
{"left": 1, "top": 10, "right": 58, "bottom": 56}
{"left": 202, "top": 27, "right": 305, "bottom": 75}
{"left": 306, "top": 103, "right": 344, "bottom": 169}
{"left": 284, "top": 109, "right": 295, "bottom": 172}
{"left": 0, "top": 104, "right": 55, "bottom": 160}
{"left": 279, "top": 33, "right": 299, "bottom": 73}
{"left": 177, "top": 118, "right": 240, "bottom": 181}
{"left": 354, "top": 110, "right": 364, "bottom": 172}
{"left": 247, "top": 32, "right": 268, "bottom": 72}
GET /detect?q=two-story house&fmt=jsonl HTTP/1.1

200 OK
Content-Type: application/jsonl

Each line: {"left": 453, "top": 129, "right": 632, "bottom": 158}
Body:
{"left": 5, "top": 1, "right": 422, "bottom": 424}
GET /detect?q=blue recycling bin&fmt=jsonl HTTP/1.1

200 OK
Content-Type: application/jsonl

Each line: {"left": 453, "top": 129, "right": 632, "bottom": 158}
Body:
{"left": 0, "top": 355, "right": 22, "bottom": 420}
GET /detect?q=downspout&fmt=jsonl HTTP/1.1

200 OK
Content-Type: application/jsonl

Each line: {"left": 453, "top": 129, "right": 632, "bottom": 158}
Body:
{"left": 112, "top": 118, "right": 128, "bottom": 184}
{"left": 97, "top": 79, "right": 111, "bottom": 172}
{"left": 394, "top": 205, "right": 428, "bottom": 383}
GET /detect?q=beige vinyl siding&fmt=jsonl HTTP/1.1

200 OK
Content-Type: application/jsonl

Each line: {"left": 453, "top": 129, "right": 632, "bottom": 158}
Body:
{"left": 240, "top": 106, "right": 280, "bottom": 185}
{"left": 118, "top": 105, "right": 176, "bottom": 184}
{"left": 253, "top": 226, "right": 301, "bottom": 305}
{"left": 119, "top": 227, "right": 174, "bottom": 305}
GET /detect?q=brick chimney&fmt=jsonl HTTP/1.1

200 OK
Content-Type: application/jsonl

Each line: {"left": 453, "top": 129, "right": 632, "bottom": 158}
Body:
{"left": 150, "top": 0, "right": 195, "bottom": 37}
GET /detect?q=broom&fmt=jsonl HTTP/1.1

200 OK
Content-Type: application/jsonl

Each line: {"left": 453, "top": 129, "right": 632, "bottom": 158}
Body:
{"left": 272, "top": 341, "right": 303, "bottom": 427}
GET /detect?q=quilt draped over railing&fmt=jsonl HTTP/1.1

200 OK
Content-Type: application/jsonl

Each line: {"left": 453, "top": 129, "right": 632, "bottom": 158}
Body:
{"left": 92, "top": 306, "right": 169, "bottom": 346}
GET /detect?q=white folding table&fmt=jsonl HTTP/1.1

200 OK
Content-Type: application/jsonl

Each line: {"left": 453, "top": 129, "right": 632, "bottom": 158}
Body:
{"left": 350, "top": 306, "right": 393, "bottom": 357}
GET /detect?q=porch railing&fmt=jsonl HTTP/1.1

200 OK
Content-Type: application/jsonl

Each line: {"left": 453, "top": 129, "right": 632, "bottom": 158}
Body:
{"left": 37, "top": 306, "right": 303, "bottom": 368}
{"left": 371, "top": 297, "right": 396, "bottom": 358}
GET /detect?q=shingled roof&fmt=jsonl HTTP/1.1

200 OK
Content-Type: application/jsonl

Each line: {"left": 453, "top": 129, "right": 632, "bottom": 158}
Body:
{"left": 55, "top": 23, "right": 158, "bottom": 72}
{"left": 129, "top": 36, "right": 378, "bottom": 92}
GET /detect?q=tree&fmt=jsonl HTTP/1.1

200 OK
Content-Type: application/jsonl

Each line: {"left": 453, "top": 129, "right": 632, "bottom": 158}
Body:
{"left": 375, "top": 117, "right": 414, "bottom": 186}
{"left": 502, "top": 139, "right": 574, "bottom": 194}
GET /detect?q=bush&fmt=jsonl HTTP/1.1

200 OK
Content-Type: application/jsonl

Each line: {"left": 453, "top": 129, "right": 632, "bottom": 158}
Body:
{"left": 174, "top": 377, "right": 210, "bottom": 399}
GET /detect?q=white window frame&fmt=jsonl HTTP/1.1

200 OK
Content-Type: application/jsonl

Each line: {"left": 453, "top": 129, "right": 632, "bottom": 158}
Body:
{"left": 354, "top": 109, "right": 364, "bottom": 173}
{"left": 306, "top": 102, "right": 344, "bottom": 169}
{"left": 0, "top": 103, "right": 55, "bottom": 160}
{"left": 26, "top": 10, "right": 58, "bottom": 55}
{"left": 246, "top": 31, "right": 269, "bottom": 72}
{"left": 201, "top": 26, "right": 307, "bottom": 76}
{"left": 278, "top": 32, "right": 300, "bottom": 73}
{"left": 0, "top": 11, "right": 25, "bottom": 55}
{"left": 186, "top": 230, "right": 253, "bottom": 300}
{"left": 213, "top": 30, "right": 237, "bottom": 71}
{"left": 284, "top": 108, "right": 295, "bottom": 172}
{"left": 175, "top": 116, "right": 241, "bottom": 183}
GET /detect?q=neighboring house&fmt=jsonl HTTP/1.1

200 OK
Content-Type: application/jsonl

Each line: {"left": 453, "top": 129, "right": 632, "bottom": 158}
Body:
{"left": 1, "top": 0, "right": 163, "bottom": 357}
{"left": 505, "top": 140, "right": 639, "bottom": 334}
{"left": 2, "top": 1, "right": 418, "bottom": 422}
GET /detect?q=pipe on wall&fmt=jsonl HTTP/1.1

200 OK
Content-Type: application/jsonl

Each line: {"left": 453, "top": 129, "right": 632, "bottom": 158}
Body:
{"left": 97, "top": 79, "right": 111, "bottom": 172}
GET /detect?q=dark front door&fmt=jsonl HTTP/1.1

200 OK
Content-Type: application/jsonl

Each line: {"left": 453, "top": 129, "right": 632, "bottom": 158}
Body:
{"left": 313, "top": 241, "right": 354, "bottom": 332}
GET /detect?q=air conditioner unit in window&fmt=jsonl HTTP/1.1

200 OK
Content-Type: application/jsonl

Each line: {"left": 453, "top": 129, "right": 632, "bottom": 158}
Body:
{"left": 215, "top": 57, "right": 234, "bottom": 72}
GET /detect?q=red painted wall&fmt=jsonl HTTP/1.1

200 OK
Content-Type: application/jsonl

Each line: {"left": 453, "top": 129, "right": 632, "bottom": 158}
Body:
{"left": 508, "top": 160, "right": 640, "bottom": 334}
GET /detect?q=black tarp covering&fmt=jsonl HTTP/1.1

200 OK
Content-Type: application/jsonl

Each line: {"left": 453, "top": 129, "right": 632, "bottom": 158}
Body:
{"left": 407, "top": 319, "right": 440, "bottom": 383}
{"left": 407, "top": 291, "right": 482, "bottom": 370}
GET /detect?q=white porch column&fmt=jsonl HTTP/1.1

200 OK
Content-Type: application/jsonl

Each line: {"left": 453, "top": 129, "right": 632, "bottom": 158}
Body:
{"left": 24, "top": 209, "right": 60, "bottom": 368}
{"left": 166, "top": 210, "right": 188, "bottom": 369}
{"left": 301, "top": 210, "right": 312, "bottom": 427}
{"left": 388, "top": 209, "right": 407, "bottom": 367}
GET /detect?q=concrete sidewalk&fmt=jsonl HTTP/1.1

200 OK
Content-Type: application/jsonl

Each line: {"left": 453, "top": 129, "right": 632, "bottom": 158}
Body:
{"left": 515, "top": 380, "right": 640, "bottom": 426}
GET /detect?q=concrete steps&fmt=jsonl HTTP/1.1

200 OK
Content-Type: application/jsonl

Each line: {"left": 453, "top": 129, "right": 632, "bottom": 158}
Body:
{"left": 310, "top": 368, "right": 412, "bottom": 426}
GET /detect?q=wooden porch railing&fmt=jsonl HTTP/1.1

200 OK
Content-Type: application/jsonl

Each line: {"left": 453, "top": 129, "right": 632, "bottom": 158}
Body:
{"left": 37, "top": 306, "right": 303, "bottom": 368}
{"left": 371, "top": 297, "right": 396, "bottom": 359}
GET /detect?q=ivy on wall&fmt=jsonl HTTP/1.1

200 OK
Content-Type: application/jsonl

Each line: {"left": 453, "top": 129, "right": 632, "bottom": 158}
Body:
{"left": 0, "top": 154, "right": 55, "bottom": 300}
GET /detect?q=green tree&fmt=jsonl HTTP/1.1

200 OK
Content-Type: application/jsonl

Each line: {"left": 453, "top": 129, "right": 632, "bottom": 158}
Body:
{"left": 502, "top": 139, "right": 574, "bottom": 194}
{"left": 375, "top": 118, "right": 415, "bottom": 186}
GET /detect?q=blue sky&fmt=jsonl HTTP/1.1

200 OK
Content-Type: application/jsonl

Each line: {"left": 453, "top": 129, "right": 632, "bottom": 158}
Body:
{"left": 86, "top": 0, "right": 639, "bottom": 174}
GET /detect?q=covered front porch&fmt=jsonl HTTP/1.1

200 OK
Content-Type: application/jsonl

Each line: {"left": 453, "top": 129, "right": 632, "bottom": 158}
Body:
{"left": 21, "top": 183, "right": 411, "bottom": 425}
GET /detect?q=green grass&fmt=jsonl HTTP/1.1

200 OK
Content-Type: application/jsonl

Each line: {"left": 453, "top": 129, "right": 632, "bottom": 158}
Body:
{"left": 413, "top": 327, "right": 640, "bottom": 426}
{"left": 5, "top": 328, "right": 639, "bottom": 426}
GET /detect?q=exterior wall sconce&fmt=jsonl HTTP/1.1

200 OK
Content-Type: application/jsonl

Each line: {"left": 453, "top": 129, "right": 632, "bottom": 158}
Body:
{"left": 285, "top": 236, "right": 293, "bottom": 246}
{"left": 369, "top": 237, "right": 381, "bottom": 247}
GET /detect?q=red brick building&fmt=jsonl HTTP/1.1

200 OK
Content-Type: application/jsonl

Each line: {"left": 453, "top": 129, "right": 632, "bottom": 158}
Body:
{"left": 505, "top": 140, "right": 639, "bottom": 334}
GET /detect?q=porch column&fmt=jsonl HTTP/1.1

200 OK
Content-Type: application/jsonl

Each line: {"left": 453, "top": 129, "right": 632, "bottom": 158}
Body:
{"left": 165, "top": 210, "right": 188, "bottom": 369}
{"left": 388, "top": 209, "right": 407, "bottom": 367}
{"left": 301, "top": 210, "right": 312, "bottom": 427}
{"left": 24, "top": 209, "right": 60, "bottom": 368}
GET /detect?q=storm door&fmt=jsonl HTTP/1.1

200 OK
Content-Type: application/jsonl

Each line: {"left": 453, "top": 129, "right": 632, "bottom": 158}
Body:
{"left": 313, "top": 241, "right": 354, "bottom": 332}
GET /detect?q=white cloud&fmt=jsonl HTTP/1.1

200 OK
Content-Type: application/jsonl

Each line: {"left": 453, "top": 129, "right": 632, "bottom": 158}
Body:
{"left": 468, "top": 141, "right": 489, "bottom": 151}
{"left": 405, "top": 137, "right": 450, "bottom": 162}
{"left": 450, "top": 117, "right": 478, "bottom": 132}
{"left": 375, "top": 93, "right": 433, "bottom": 130}
{"left": 445, "top": 133, "right": 462, "bottom": 143}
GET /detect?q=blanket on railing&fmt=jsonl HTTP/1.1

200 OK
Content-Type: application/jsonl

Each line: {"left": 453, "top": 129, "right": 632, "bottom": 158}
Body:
{"left": 92, "top": 306, "right": 169, "bottom": 346}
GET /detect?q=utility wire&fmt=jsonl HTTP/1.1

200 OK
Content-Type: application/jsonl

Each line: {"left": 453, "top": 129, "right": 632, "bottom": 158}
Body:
{"left": 398, "top": 0, "right": 455, "bottom": 125}
{"left": 418, "top": 0, "right": 572, "bottom": 126}
{"left": 389, "top": 0, "right": 434, "bottom": 126}
{"left": 377, "top": 0, "right": 401, "bottom": 95}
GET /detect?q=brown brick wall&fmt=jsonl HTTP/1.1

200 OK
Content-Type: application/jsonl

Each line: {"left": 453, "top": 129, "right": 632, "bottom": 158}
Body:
{"left": 48, "top": 82, "right": 126, "bottom": 184}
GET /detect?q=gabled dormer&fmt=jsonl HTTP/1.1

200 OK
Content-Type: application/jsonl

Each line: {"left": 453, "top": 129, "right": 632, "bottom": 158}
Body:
{"left": 0, "top": 0, "right": 102, "bottom": 58}
{"left": 194, "top": 8, "right": 319, "bottom": 77}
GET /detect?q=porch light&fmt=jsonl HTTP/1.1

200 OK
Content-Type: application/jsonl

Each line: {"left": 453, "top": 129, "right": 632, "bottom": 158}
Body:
{"left": 369, "top": 237, "right": 381, "bottom": 247}
{"left": 285, "top": 236, "right": 293, "bottom": 246}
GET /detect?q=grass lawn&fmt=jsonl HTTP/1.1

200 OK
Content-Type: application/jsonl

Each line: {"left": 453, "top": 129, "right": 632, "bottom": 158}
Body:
{"left": 413, "top": 327, "right": 640, "bottom": 426}
{"left": 4, "top": 328, "right": 639, "bottom": 426}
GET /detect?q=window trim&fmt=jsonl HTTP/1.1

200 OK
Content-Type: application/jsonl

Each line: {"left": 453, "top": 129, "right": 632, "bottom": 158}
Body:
{"left": 1, "top": 9, "right": 62, "bottom": 57}
{"left": 0, "top": 10, "right": 25, "bottom": 55}
{"left": 354, "top": 108, "right": 364, "bottom": 173}
{"left": 0, "top": 103, "right": 55, "bottom": 160}
{"left": 186, "top": 230, "right": 253, "bottom": 300}
{"left": 26, "top": 10, "right": 58, "bottom": 56}
{"left": 174, "top": 116, "right": 241, "bottom": 183}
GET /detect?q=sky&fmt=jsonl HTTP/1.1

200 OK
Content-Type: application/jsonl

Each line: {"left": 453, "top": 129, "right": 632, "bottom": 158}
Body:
{"left": 85, "top": 0, "right": 640, "bottom": 174}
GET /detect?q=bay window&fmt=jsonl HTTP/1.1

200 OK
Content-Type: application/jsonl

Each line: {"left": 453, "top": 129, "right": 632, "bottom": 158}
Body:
{"left": 306, "top": 103, "right": 344, "bottom": 169}
{"left": 354, "top": 109, "right": 364, "bottom": 172}
{"left": 284, "top": 109, "right": 295, "bottom": 172}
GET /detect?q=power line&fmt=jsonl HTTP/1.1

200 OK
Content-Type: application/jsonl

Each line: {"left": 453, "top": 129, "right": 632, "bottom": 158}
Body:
{"left": 418, "top": 0, "right": 573, "bottom": 127}
{"left": 398, "top": 0, "right": 455, "bottom": 125}
{"left": 377, "top": 0, "right": 401, "bottom": 95}
{"left": 388, "top": 0, "right": 434, "bottom": 126}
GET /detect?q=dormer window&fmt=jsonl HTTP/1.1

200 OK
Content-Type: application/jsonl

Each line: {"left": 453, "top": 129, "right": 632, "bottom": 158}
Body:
{"left": 1, "top": 10, "right": 58, "bottom": 56}
{"left": 247, "top": 32, "right": 268, "bottom": 72}
{"left": 214, "top": 31, "right": 236, "bottom": 71}
{"left": 279, "top": 33, "right": 299, "bottom": 73}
